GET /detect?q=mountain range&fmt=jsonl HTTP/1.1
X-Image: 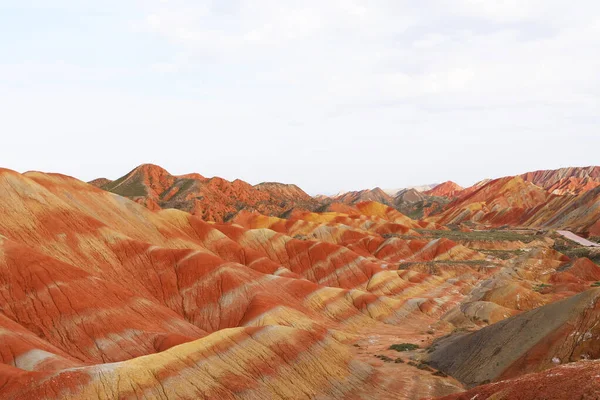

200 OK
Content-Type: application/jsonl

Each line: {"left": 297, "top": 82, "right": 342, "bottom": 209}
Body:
{"left": 94, "top": 164, "right": 600, "bottom": 236}
{"left": 0, "top": 164, "right": 599, "bottom": 399}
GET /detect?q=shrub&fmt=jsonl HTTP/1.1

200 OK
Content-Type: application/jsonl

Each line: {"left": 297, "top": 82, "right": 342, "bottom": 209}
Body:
{"left": 533, "top": 283, "right": 552, "bottom": 292}
{"left": 389, "top": 343, "right": 419, "bottom": 352}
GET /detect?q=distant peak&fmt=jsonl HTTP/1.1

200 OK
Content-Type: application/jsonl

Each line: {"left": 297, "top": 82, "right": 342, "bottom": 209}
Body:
{"left": 425, "top": 181, "right": 464, "bottom": 197}
{"left": 177, "top": 172, "right": 206, "bottom": 181}
{"left": 88, "top": 178, "right": 112, "bottom": 188}
{"left": 130, "top": 163, "right": 172, "bottom": 177}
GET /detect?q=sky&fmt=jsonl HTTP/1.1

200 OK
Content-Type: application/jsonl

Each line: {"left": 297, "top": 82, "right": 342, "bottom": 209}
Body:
{"left": 1, "top": 1, "right": 598, "bottom": 195}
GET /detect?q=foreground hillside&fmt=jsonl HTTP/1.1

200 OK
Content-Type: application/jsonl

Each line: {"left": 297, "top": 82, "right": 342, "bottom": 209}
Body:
{"left": 2, "top": 166, "right": 600, "bottom": 399}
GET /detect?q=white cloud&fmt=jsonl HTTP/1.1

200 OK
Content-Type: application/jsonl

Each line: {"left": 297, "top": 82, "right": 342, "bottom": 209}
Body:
{"left": 132, "top": 1, "right": 599, "bottom": 111}
{"left": 0, "top": 1, "right": 598, "bottom": 193}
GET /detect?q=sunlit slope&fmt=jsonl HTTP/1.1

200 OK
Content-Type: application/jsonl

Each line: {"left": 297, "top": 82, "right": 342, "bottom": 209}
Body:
{"left": 0, "top": 168, "right": 477, "bottom": 399}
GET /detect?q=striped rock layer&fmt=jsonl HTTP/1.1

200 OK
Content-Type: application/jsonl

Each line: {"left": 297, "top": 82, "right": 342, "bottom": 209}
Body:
{"left": 2, "top": 167, "right": 600, "bottom": 399}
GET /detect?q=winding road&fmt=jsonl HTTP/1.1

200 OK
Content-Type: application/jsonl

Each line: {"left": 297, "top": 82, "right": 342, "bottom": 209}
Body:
{"left": 557, "top": 230, "right": 600, "bottom": 247}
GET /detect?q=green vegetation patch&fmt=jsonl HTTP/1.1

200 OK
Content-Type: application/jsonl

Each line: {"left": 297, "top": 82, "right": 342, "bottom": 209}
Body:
{"left": 177, "top": 178, "right": 196, "bottom": 194}
{"left": 102, "top": 173, "right": 128, "bottom": 191}
{"left": 398, "top": 260, "right": 497, "bottom": 271}
{"left": 160, "top": 179, "right": 196, "bottom": 201}
{"left": 533, "top": 283, "right": 552, "bottom": 292}
{"left": 389, "top": 343, "right": 419, "bottom": 352}
{"left": 415, "top": 229, "right": 540, "bottom": 243}
{"left": 382, "top": 233, "right": 421, "bottom": 240}
{"left": 105, "top": 178, "right": 147, "bottom": 197}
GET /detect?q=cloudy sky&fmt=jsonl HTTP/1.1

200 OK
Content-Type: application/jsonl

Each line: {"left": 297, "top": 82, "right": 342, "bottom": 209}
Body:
{"left": 1, "top": 1, "right": 598, "bottom": 194}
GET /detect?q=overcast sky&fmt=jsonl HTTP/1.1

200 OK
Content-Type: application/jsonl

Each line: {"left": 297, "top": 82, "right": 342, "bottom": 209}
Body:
{"left": 1, "top": 1, "right": 598, "bottom": 194}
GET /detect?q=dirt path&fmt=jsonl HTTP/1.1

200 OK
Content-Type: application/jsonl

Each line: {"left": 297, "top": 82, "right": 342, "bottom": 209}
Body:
{"left": 557, "top": 230, "right": 600, "bottom": 247}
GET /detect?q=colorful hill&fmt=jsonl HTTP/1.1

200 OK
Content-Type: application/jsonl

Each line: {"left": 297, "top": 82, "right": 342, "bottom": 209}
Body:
{"left": 99, "top": 164, "right": 321, "bottom": 222}
{"left": 0, "top": 167, "right": 491, "bottom": 399}
{"left": 424, "top": 167, "right": 600, "bottom": 235}
{"left": 332, "top": 187, "right": 395, "bottom": 206}
{"left": 2, "top": 164, "right": 600, "bottom": 399}
{"left": 97, "top": 164, "right": 600, "bottom": 236}
{"left": 520, "top": 166, "right": 600, "bottom": 194}
{"left": 427, "top": 176, "right": 549, "bottom": 226}
{"left": 424, "top": 181, "right": 464, "bottom": 198}
{"left": 393, "top": 189, "right": 451, "bottom": 219}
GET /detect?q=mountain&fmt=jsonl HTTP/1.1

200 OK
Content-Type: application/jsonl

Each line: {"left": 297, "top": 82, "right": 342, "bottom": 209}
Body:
{"left": 331, "top": 186, "right": 450, "bottom": 219}
{"left": 99, "top": 164, "right": 321, "bottom": 222}
{"left": 520, "top": 166, "right": 600, "bottom": 193}
{"left": 3, "top": 164, "right": 600, "bottom": 399}
{"left": 425, "top": 168, "right": 600, "bottom": 235}
{"left": 428, "top": 176, "right": 549, "bottom": 226}
{"left": 424, "top": 181, "right": 464, "bottom": 198}
{"left": 332, "top": 187, "right": 395, "bottom": 206}
{"left": 526, "top": 186, "right": 600, "bottom": 235}
{"left": 0, "top": 167, "right": 484, "bottom": 399}
{"left": 393, "top": 188, "right": 451, "bottom": 219}
{"left": 308, "top": 167, "right": 600, "bottom": 236}
{"left": 382, "top": 183, "right": 439, "bottom": 196}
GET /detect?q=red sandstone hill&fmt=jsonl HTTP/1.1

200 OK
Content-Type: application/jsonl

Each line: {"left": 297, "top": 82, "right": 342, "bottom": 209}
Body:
{"left": 427, "top": 176, "right": 549, "bottom": 226}
{"left": 326, "top": 167, "right": 600, "bottom": 235}
{"left": 425, "top": 167, "right": 600, "bottom": 235}
{"left": 99, "top": 164, "right": 321, "bottom": 222}
{"left": 3, "top": 164, "right": 600, "bottom": 399}
{"left": 328, "top": 188, "right": 449, "bottom": 220}
{"left": 332, "top": 187, "right": 395, "bottom": 206}
{"left": 424, "top": 181, "right": 464, "bottom": 198}
{"left": 520, "top": 166, "right": 600, "bottom": 193}
{"left": 98, "top": 164, "right": 600, "bottom": 235}
{"left": 0, "top": 167, "right": 477, "bottom": 399}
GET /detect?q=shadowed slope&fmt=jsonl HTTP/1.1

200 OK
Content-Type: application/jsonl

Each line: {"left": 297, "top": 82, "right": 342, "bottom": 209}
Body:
{"left": 427, "top": 288, "right": 600, "bottom": 387}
